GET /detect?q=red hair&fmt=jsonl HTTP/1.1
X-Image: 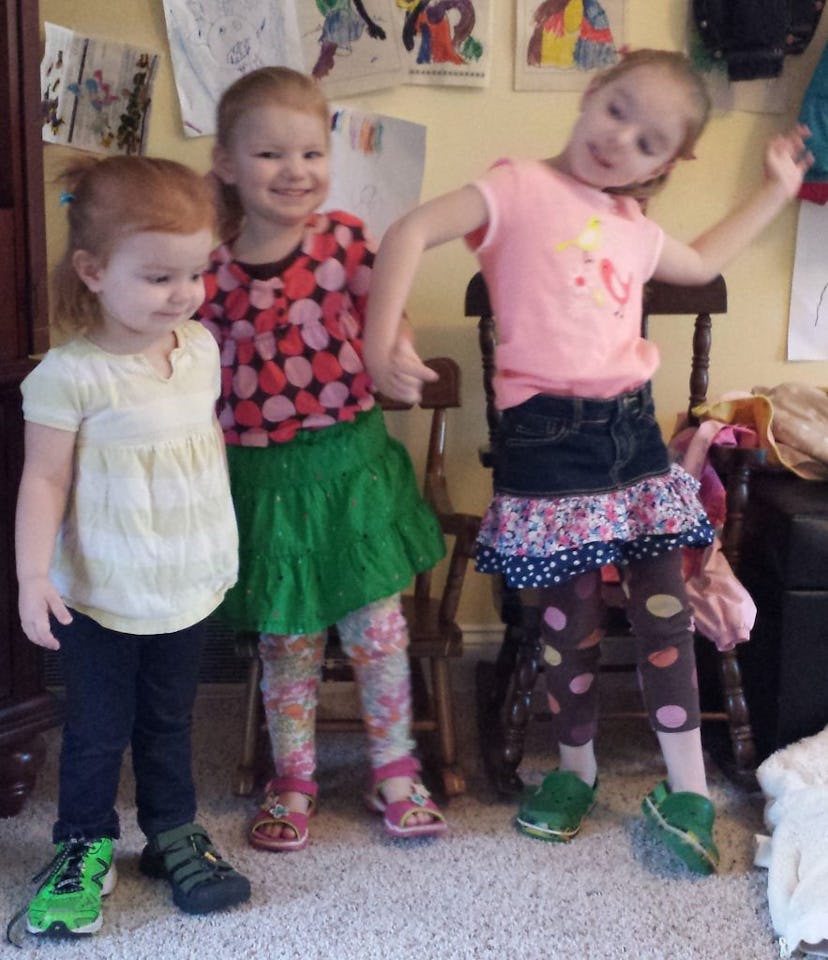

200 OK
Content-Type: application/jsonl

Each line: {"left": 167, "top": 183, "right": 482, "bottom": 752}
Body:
{"left": 52, "top": 156, "right": 215, "bottom": 335}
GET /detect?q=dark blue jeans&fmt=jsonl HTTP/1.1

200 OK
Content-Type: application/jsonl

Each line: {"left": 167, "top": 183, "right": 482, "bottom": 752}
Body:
{"left": 52, "top": 609, "right": 206, "bottom": 843}
{"left": 493, "top": 383, "right": 669, "bottom": 497}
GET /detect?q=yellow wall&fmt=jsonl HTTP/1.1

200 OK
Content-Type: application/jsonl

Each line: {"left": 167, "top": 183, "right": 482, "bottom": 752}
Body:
{"left": 40, "top": 1, "right": 828, "bottom": 628}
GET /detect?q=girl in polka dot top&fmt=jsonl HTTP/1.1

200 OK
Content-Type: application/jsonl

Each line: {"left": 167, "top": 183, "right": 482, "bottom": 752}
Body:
{"left": 201, "top": 67, "right": 447, "bottom": 851}
{"left": 364, "top": 49, "right": 812, "bottom": 874}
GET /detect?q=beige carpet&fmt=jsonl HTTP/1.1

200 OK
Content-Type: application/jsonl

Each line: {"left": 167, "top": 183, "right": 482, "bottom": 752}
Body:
{"left": 1, "top": 648, "right": 778, "bottom": 959}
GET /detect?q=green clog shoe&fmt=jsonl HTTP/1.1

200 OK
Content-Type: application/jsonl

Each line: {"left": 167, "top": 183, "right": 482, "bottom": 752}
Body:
{"left": 515, "top": 770, "right": 597, "bottom": 842}
{"left": 642, "top": 780, "right": 719, "bottom": 875}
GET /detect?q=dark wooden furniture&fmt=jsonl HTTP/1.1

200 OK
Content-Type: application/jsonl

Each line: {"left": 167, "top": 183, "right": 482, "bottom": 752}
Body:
{"left": 468, "top": 271, "right": 759, "bottom": 796}
{"left": 734, "top": 473, "right": 828, "bottom": 761}
{"left": 234, "top": 357, "right": 479, "bottom": 800}
{"left": 0, "top": 0, "right": 64, "bottom": 817}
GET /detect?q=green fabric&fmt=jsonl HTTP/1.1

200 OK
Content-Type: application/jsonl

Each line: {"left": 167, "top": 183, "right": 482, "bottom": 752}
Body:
{"left": 219, "top": 407, "right": 446, "bottom": 635}
{"left": 515, "top": 770, "right": 598, "bottom": 842}
{"left": 641, "top": 780, "right": 719, "bottom": 875}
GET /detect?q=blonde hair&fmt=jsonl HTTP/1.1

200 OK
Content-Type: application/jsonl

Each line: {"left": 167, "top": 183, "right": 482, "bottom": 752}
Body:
{"left": 52, "top": 156, "right": 215, "bottom": 335}
{"left": 594, "top": 49, "right": 712, "bottom": 200}
{"left": 213, "top": 67, "right": 330, "bottom": 241}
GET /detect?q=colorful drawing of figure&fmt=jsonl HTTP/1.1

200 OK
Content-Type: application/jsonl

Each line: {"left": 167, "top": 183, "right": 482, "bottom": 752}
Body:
{"left": 313, "top": 0, "right": 387, "bottom": 80}
{"left": 527, "top": 0, "right": 617, "bottom": 71}
{"left": 398, "top": 0, "right": 481, "bottom": 65}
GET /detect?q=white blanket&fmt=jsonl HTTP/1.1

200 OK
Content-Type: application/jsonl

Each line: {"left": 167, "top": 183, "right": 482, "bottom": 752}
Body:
{"left": 755, "top": 726, "right": 828, "bottom": 958}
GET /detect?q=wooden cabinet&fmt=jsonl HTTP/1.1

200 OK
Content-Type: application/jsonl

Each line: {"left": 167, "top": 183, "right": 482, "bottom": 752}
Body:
{"left": 0, "top": 0, "right": 64, "bottom": 817}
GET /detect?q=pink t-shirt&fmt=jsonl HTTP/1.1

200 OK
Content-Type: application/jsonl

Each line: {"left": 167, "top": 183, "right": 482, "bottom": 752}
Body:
{"left": 469, "top": 159, "right": 665, "bottom": 409}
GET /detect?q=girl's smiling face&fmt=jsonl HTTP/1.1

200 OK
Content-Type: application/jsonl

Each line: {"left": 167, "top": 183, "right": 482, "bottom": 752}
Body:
{"left": 561, "top": 64, "right": 696, "bottom": 190}
{"left": 213, "top": 104, "right": 331, "bottom": 233}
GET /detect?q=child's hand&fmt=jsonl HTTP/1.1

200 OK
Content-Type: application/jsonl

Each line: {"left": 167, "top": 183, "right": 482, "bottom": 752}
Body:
{"left": 371, "top": 333, "right": 438, "bottom": 404}
{"left": 18, "top": 577, "right": 72, "bottom": 650}
{"left": 765, "top": 124, "right": 814, "bottom": 198}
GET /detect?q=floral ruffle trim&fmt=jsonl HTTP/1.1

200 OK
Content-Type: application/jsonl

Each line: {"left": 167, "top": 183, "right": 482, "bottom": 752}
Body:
{"left": 475, "top": 463, "right": 714, "bottom": 588}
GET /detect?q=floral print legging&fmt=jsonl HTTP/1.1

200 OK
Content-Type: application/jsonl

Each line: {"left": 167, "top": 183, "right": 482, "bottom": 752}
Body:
{"left": 258, "top": 594, "right": 414, "bottom": 781}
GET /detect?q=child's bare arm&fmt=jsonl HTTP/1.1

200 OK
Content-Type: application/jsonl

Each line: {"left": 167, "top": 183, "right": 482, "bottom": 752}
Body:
{"left": 364, "top": 184, "right": 488, "bottom": 402}
{"left": 15, "top": 422, "right": 76, "bottom": 649}
{"left": 654, "top": 125, "right": 813, "bottom": 285}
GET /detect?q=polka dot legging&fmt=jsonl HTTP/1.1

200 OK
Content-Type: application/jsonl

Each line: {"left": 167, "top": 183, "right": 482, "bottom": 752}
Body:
{"left": 535, "top": 551, "right": 700, "bottom": 747}
{"left": 257, "top": 594, "right": 415, "bottom": 782}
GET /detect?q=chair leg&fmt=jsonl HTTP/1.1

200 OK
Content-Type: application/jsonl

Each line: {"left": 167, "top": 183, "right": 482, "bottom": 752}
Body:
{"left": 476, "top": 623, "right": 521, "bottom": 792}
{"left": 716, "top": 648, "right": 757, "bottom": 786}
{"left": 235, "top": 650, "right": 263, "bottom": 797}
{"left": 429, "top": 657, "right": 465, "bottom": 797}
{"left": 486, "top": 583, "right": 524, "bottom": 714}
{"left": 479, "top": 604, "right": 543, "bottom": 798}
{"left": 489, "top": 622, "right": 524, "bottom": 712}
{"left": 410, "top": 656, "right": 431, "bottom": 719}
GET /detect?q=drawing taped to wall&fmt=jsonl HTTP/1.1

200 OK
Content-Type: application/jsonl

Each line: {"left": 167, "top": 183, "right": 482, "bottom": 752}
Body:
{"left": 788, "top": 200, "right": 828, "bottom": 361}
{"left": 297, "top": 0, "right": 406, "bottom": 98}
{"left": 394, "top": 0, "right": 493, "bottom": 87}
{"left": 40, "top": 22, "right": 159, "bottom": 155}
{"left": 162, "top": 0, "right": 405, "bottom": 136}
{"left": 514, "top": 0, "right": 624, "bottom": 92}
{"left": 327, "top": 106, "right": 426, "bottom": 239}
{"left": 161, "top": 0, "right": 304, "bottom": 137}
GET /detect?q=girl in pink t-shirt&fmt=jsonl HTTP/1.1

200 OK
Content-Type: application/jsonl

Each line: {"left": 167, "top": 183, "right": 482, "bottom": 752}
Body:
{"left": 364, "top": 49, "right": 811, "bottom": 875}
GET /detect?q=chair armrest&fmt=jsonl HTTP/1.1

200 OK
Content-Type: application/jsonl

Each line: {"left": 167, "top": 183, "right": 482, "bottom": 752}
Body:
{"left": 424, "top": 473, "right": 480, "bottom": 549}
{"left": 424, "top": 470, "right": 454, "bottom": 518}
{"left": 441, "top": 511, "right": 482, "bottom": 554}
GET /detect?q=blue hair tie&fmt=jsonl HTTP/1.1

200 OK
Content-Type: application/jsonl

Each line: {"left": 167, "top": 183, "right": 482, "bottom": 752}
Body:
{"left": 59, "top": 191, "right": 75, "bottom": 206}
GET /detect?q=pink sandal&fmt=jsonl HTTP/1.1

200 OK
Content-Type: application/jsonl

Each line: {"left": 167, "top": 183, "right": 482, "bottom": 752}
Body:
{"left": 365, "top": 757, "right": 447, "bottom": 839}
{"left": 248, "top": 777, "right": 318, "bottom": 852}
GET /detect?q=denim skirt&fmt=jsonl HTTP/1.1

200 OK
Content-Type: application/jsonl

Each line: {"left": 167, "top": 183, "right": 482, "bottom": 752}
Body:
{"left": 476, "top": 384, "right": 714, "bottom": 588}
{"left": 492, "top": 383, "right": 668, "bottom": 497}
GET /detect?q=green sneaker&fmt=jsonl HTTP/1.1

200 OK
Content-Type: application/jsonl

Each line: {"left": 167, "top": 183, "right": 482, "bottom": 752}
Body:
{"left": 641, "top": 781, "right": 719, "bottom": 875}
{"left": 515, "top": 770, "right": 598, "bottom": 842}
{"left": 26, "top": 838, "right": 116, "bottom": 936}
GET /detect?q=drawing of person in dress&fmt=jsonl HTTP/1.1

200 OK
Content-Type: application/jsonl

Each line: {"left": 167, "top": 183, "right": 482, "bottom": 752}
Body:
{"left": 527, "top": 0, "right": 617, "bottom": 71}
{"left": 313, "top": 0, "right": 387, "bottom": 79}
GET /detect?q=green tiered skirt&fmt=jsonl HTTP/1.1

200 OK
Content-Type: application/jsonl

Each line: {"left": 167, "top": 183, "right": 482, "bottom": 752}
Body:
{"left": 219, "top": 407, "right": 445, "bottom": 635}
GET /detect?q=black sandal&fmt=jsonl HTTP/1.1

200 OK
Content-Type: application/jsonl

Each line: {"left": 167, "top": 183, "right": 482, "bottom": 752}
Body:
{"left": 139, "top": 823, "right": 250, "bottom": 914}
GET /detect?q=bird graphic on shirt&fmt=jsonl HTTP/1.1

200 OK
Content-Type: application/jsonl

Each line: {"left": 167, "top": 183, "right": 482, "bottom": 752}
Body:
{"left": 555, "top": 214, "right": 602, "bottom": 253}
{"left": 600, "top": 257, "right": 632, "bottom": 306}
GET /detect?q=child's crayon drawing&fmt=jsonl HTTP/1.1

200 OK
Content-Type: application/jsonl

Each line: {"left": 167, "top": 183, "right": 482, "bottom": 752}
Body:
{"left": 394, "top": 0, "right": 492, "bottom": 87}
{"left": 40, "top": 22, "right": 158, "bottom": 155}
{"left": 514, "top": 0, "right": 624, "bottom": 91}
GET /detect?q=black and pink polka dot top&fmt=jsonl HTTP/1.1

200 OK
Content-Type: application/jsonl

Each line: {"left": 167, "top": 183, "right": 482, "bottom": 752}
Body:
{"left": 199, "top": 211, "right": 377, "bottom": 446}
